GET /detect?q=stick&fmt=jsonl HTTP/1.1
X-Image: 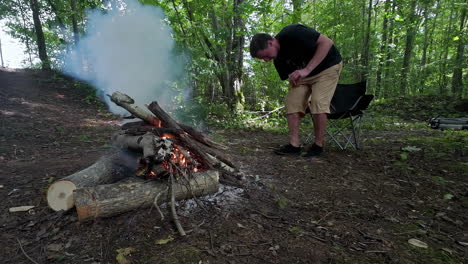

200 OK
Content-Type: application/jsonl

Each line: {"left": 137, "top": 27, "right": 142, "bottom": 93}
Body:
{"left": 152, "top": 187, "right": 168, "bottom": 220}
{"left": 16, "top": 238, "right": 39, "bottom": 264}
{"left": 170, "top": 170, "right": 186, "bottom": 236}
{"left": 246, "top": 106, "right": 284, "bottom": 122}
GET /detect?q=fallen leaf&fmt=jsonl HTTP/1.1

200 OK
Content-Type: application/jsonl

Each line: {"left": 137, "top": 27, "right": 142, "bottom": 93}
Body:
{"left": 116, "top": 247, "right": 137, "bottom": 264}
{"left": 456, "top": 241, "right": 468, "bottom": 247}
{"left": 47, "top": 243, "right": 64, "bottom": 252}
{"left": 155, "top": 235, "right": 174, "bottom": 245}
{"left": 237, "top": 223, "right": 246, "bottom": 229}
{"left": 9, "top": 206, "right": 35, "bottom": 212}
{"left": 408, "top": 238, "right": 428, "bottom": 248}
{"left": 402, "top": 146, "right": 422, "bottom": 152}
{"left": 443, "top": 193, "right": 454, "bottom": 200}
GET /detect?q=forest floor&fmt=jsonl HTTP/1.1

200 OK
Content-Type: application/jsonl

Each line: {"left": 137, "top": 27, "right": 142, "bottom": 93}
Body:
{"left": 0, "top": 68, "right": 467, "bottom": 264}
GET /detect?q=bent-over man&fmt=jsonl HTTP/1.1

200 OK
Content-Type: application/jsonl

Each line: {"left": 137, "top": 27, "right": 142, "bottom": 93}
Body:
{"left": 250, "top": 24, "right": 342, "bottom": 157}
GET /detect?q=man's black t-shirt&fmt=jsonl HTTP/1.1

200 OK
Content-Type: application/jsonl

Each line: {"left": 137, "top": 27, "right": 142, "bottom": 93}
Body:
{"left": 274, "top": 24, "right": 342, "bottom": 81}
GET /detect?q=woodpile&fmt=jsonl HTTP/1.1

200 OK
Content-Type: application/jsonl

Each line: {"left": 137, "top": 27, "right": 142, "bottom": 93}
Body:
{"left": 46, "top": 92, "right": 238, "bottom": 235}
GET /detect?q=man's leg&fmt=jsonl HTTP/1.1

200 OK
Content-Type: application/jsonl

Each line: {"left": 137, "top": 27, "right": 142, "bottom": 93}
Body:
{"left": 287, "top": 113, "right": 302, "bottom": 147}
{"left": 312, "top": 113, "right": 327, "bottom": 147}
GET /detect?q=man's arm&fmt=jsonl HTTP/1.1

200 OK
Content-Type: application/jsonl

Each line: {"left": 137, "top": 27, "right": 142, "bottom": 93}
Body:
{"left": 289, "top": 34, "right": 334, "bottom": 85}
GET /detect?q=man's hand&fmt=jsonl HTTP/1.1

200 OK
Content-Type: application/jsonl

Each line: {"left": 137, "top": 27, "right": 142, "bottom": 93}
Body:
{"left": 288, "top": 68, "right": 311, "bottom": 86}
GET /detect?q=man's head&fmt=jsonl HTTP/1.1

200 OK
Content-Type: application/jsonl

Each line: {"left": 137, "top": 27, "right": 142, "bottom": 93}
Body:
{"left": 249, "top": 33, "right": 279, "bottom": 62}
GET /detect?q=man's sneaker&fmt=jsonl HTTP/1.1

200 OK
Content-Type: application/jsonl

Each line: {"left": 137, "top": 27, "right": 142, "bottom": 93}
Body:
{"left": 301, "top": 143, "right": 323, "bottom": 157}
{"left": 274, "top": 144, "right": 301, "bottom": 155}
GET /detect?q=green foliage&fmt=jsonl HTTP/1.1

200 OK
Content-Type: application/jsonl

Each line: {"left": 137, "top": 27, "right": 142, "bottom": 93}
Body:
{"left": 369, "top": 96, "right": 468, "bottom": 122}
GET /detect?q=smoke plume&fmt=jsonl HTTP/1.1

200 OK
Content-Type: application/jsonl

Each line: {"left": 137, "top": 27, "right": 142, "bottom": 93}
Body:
{"left": 62, "top": 0, "right": 185, "bottom": 114}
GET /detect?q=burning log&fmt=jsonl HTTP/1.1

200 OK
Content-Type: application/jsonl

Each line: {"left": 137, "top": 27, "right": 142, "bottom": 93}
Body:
{"left": 47, "top": 151, "right": 137, "bottom": 211}
{"left": 74, "top": 170, "right": 219, "bottom": 221}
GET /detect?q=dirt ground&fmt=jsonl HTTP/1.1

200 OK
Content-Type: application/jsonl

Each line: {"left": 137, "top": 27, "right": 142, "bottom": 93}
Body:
{"left": 0, "top": 69, "right": 467, "bottom": 264}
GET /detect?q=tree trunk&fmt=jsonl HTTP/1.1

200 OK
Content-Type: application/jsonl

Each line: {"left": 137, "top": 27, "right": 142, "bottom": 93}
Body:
{"left": 29, "top": 0, "right": 50, "bottom": 70}
{"left": 418, "top": 3, "right": 430, "bottom": 94}
{"left": 70, "top": 0, "right": 80, "bottom": 45}
{"left": 384, "top": 0, "right": 396, "bottom": 96}
{"left": 360, "top": 0, "right": 373, "bottom": 81}
{"left": 439, "top": 8, "right": 455, "bottom": 95}
{"left": 47, "top": 151, "right": 138, "bottom": 211}
{"left": 376, "top": 0, "right": 390, "bottom": 98}
{"left": 0, "top": 35, "right": 4, "bottom": 67}
{"left": 451, "top": 8, "right": 466, "bottom": 98}
{"left": 400, "top": 0, "right": 418, "bottom": 95}
{"left": 74, "top": 170, "right": 219, "bottom": 221}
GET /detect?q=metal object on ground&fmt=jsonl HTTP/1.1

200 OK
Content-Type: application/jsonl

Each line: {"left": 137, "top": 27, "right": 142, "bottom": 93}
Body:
{"left": 429, "top": 118, "right": 468, "bottom": 130}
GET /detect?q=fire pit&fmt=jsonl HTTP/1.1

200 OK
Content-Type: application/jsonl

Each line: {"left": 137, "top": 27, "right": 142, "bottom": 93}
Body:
{"left": 47, "top": 92, "right": 238, "bottom": 235}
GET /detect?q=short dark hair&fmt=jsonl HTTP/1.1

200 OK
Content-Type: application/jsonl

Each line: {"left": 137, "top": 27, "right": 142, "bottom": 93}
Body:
{"left": 249, "top": 33, "right": 273, "bottom": 58}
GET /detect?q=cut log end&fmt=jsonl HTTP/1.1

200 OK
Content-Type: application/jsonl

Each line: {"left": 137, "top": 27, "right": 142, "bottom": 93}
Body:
{"left": 47, "top": 181, "right": 77, "bottom": 211}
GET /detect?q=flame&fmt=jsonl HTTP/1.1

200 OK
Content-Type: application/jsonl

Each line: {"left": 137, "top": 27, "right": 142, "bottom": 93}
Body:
{"left": 161, "top": 133, "right": 173, "bottom": 139}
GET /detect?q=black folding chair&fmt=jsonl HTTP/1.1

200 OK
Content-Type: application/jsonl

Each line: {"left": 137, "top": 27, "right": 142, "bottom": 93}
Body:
{"left": 325, "top": 81, "right": 374, "bottom": 150}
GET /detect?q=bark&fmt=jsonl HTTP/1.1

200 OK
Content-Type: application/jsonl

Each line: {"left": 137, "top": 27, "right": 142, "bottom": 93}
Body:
{"left": 439, "top": 8, "right": 455, "bottom": 95}
{"left": 400, "top": 0, "right": 418, "bottom": 94}
{"left": 451, "top": 8, "right": 466, "bottom": 97}
{"left": 384, "top": 0, "right": 396, "bottom": 95}
{"left": 419, "top": 3, "right": 430, "bottom": 94}
{"left": 74, "top": 170, "right": 219, "bottom": 221}
{"left": 112, "top": 132, "right": 173, "bottom": 163}
{"left": 376, "top": 0, "right": 390, "bottom": 97}
{"left": 110, "top": 92, "right": 161, "bottom": 126}
{"left": 29, "top": 0, "right": 50, "bottom": 70}
{"left": 360, "top": 0, "right": 373, "bottom": 81}
{"left": 47, "top": 151, "right": 138, "bottom": 211}
{"left": 70, "top": 0, "right": 80, "bottom": 45}
{"left": 0, "top": 35, "right": 4, "bottom": 67}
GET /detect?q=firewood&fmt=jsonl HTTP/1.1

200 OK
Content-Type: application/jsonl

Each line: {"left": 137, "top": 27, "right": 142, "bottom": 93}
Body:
{"left": 74, "top": 170, "right": 219, "bottom": 221}
{"left": 47, "top": 151, "right": 138, "bottom": 211}
{"left": 112, "top": 132, "right": 173, "bottom": 162}
{"left": 147, "top": 101, "right": 225, "bottom": 149}
{"left": 146, "top": 101, "right": 236, "bottom": 171}
{"left": 109, "top": 92, "right": 160, "bottom": 126}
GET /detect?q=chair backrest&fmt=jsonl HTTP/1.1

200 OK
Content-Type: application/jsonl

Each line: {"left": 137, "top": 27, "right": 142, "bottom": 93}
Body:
{"left": 329, "top": 81, "right": 367, "bottom": 114}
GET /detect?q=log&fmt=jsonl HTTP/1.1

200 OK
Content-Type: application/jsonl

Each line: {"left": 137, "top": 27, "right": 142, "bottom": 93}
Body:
{"left": 109, "top": 92, "right": 160, "bottom": 126}
{"left": 112, "top": 132, "right": 173, "bottom": 162}
{"left": 47, "top": 151, "right": 138, "bottom": 211}
{"left": 147, "top": 101, "right": 225, "bottom": 149}
{"left": 146, "top": 101, "right": 235, "bottom": 171}
{"left": 74, "top": 170, "right": 219, "bottom": 221}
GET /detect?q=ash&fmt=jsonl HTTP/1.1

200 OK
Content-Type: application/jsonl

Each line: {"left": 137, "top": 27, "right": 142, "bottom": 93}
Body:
{"left": 178, "top": 184, "right": 245, "bottom": 216}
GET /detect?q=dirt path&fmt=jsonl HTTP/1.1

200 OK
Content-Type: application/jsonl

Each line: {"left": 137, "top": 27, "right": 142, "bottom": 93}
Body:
{"left": 0, "top": 69, "right": 466, "bottom": 264}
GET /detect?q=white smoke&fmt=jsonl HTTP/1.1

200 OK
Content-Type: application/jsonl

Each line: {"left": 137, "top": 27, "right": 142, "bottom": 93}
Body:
{"left": 62, "top": 0, "right": 185, "bottom": 114}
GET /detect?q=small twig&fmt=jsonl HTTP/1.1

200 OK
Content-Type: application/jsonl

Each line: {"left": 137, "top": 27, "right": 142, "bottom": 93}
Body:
{"left": 246, "top": 106, "right": 284, "bottom": 122}
{"left": 170, "top": 161, "right": 208, "bottom": 212}
{"left": 16, "top": 238, "right": 39, "bottom": 264}
{"left": 248, "top": 208, "right": 280, "bottom": 219}
{"left": 316, "top": 211, "right": 334, "bottom": 224}
{"left": 170, "top": 169, "right": 186, "bottom": 236}
{"left": 152, "top": 187, "right": 168, "bottom": 220}
{"left": 365, "top": 250, "right": 387, "bottom": 254}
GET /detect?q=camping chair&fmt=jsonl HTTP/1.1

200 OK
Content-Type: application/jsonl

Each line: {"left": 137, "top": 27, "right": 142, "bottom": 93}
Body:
{"left": 304, "top": 81, "right": 374, "bottom": 150}
{"left": 326, "top": 81, "right": 374, "bottom": 150}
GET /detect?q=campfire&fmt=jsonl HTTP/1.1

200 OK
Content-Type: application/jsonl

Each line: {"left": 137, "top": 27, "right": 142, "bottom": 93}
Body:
{"left": 47, "top": 92, "right": 238, "bottom": 235}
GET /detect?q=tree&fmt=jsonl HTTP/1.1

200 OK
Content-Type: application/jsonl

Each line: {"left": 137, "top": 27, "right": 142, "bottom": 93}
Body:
{"left": 400, "top": 0, "right": 419, "bottom": 95}
{"left": 29, "top": 0, "right": 50, "bottom": 69}
{"left": 451, "top": 7, "right": 466, "bottom": 97}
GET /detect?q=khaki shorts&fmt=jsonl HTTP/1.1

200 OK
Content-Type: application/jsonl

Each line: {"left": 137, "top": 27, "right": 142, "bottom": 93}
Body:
{"left": 285, "top": 62, "right": 342, "bottom": 115}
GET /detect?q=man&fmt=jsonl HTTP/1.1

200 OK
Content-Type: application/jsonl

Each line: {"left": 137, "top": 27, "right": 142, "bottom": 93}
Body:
{"left": 250, "top": 24, "right": 342, "bottom": 157}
